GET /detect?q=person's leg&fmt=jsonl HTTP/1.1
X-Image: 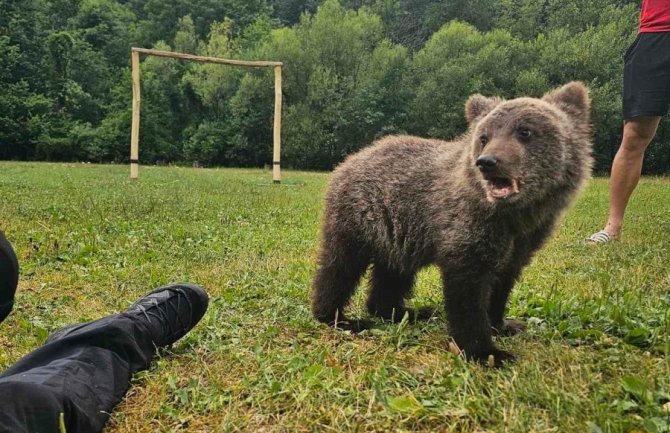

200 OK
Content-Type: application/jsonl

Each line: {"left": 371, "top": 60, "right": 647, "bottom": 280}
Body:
{"left": 587, "top": 32, "right": 670, "bottom": 243}
{"left": 0, "top": 283, "right": 209, "bottom": 433}
{"left": 0, "top": 381, "right": 69, "bottom": 433}
{"left": 603, "top": 116, "right": 661, "bottom": 238}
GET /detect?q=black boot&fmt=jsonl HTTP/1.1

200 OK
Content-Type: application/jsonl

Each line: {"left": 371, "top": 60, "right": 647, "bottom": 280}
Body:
{"left": 48, "top": 283, "right": 209, "bottom": 347}
{"left": 125, "top": 283, "right": 209, "bottom": 346}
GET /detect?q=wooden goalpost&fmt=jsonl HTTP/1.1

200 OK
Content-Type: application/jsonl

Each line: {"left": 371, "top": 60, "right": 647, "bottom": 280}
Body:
{"left": 130, "top": 47, "right": 284, "bottom": 183}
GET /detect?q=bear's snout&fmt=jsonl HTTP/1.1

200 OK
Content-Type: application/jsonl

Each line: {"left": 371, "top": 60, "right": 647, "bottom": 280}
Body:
{"left": 475, "top": 155, "right": 498, "bottom": 171}
{"left": 475, "top": 152, "right": 521, "bottom": 201}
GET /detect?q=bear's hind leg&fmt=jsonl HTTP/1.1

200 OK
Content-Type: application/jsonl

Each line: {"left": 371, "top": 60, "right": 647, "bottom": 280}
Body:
{"left": 366, "top": 265, "right": 433, "bottom": 322}
{"left": 311, "top": 238, "right": 369, "bottom": 330}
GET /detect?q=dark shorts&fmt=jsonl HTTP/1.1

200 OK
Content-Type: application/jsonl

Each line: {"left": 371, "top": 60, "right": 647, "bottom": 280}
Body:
{"left": 623, "top": 32, "right": 670, "bottom": 119}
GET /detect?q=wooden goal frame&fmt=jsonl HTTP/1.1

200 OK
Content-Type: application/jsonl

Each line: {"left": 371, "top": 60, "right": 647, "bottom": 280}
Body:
{"left": 130, "top": 47, "right": 283, "bottom": 183}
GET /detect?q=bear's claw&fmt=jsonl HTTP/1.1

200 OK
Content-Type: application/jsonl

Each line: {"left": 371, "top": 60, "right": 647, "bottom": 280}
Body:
{"left": 466, "top": 348, "right": 516, "bottom": 368}
{"left": 328, "top": 318, "right": 373, "bottom": 333}
{"left": 492, "top": 319, "right": 527, "bottom": 336}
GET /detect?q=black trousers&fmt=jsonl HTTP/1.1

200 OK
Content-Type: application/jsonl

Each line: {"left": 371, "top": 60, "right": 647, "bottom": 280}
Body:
{"left": 0, "top": 313, "right": 157, "bottom": 433}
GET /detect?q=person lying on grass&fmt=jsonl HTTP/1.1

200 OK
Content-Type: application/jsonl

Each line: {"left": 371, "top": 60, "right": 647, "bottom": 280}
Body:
{"left": 0, "top": 230, "right": 209, "bottom": 433}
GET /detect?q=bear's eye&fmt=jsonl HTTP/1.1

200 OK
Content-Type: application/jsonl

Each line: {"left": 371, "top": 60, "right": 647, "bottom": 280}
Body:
{"left": 517, "top": 128, "right": 533, "bottom": 141}
{"left": 479, "top": 135, "right": 489, "bottom": 147}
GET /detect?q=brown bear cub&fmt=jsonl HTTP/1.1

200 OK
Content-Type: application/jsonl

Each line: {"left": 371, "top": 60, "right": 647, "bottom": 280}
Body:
{"left": 311, "top": 82, "right": 593, "bottom": 366}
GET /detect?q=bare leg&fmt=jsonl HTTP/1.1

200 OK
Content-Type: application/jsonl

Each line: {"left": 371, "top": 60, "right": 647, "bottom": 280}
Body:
{"left": 600, "top": 116, "right": 660, "bottom": 239}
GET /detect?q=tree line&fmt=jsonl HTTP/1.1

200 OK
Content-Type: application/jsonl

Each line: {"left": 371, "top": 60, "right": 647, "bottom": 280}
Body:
{"left": 1, "top": 0, "right": 668, "bottom": 173}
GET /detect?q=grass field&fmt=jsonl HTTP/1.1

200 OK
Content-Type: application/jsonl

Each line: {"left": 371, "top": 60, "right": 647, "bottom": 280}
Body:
{"left": 0, "top": 161, "right": 668, "bottom": 433}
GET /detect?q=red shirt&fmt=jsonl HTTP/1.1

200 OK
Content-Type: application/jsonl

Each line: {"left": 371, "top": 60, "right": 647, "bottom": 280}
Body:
{"left": 639, "top": 0, "right": 670, "bottom": 32}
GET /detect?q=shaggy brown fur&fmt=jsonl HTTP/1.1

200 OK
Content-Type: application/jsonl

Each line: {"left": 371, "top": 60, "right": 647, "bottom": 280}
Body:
{"left": 311, "top": 82, "right": 593, "bottom": 366}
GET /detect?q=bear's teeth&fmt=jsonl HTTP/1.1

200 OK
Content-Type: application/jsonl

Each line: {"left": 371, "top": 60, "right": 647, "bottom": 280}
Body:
{"left": 491, "top": 187, "right": 511, "bottom": 198}
{"left": 488, "top": 178, "right": 519, "bottom": 199}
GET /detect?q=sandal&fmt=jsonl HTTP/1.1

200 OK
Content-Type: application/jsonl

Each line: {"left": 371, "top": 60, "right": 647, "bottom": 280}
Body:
{"left": 586, "top": 230, "right": 615, "bottom": 244}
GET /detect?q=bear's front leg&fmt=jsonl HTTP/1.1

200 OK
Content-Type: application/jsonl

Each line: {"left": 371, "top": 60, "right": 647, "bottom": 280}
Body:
{"left": 488, "top": 236, "right": 542, "bottom": 336}
{"left": 488, "top": 270, "right": 527, "bottom": 337}
{"left": 441, "top": 270, "right": 515, "bottom": 367}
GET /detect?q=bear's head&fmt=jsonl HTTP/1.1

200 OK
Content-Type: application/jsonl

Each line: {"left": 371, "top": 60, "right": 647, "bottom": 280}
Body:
{"left": 464, "top": 82, "right": 593, "bottom": 205}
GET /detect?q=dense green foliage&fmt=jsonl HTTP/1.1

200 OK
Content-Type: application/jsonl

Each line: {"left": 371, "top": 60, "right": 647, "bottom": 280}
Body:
{"left": 1, "top": 0, "right": 669, "bottom": 173}
{"left": 1, "top": 162, "right": 668, "bottom": 432}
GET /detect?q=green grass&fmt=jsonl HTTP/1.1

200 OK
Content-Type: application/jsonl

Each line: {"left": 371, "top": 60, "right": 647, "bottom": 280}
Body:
{"left": 0, "top": 161, "right": 668, "bottom": 433}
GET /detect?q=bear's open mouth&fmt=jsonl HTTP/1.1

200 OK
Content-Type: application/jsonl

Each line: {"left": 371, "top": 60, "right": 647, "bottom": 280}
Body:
{"left": 486, "top": 177, "right": 520, "bottom": 200}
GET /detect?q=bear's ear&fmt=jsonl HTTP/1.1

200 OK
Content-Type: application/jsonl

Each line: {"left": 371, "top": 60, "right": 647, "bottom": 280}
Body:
{"left": 465, "top": 94, "right": 501, "bottom": 124}
{"left": 542, "top": 81, "right": 590, "bottom": 123}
